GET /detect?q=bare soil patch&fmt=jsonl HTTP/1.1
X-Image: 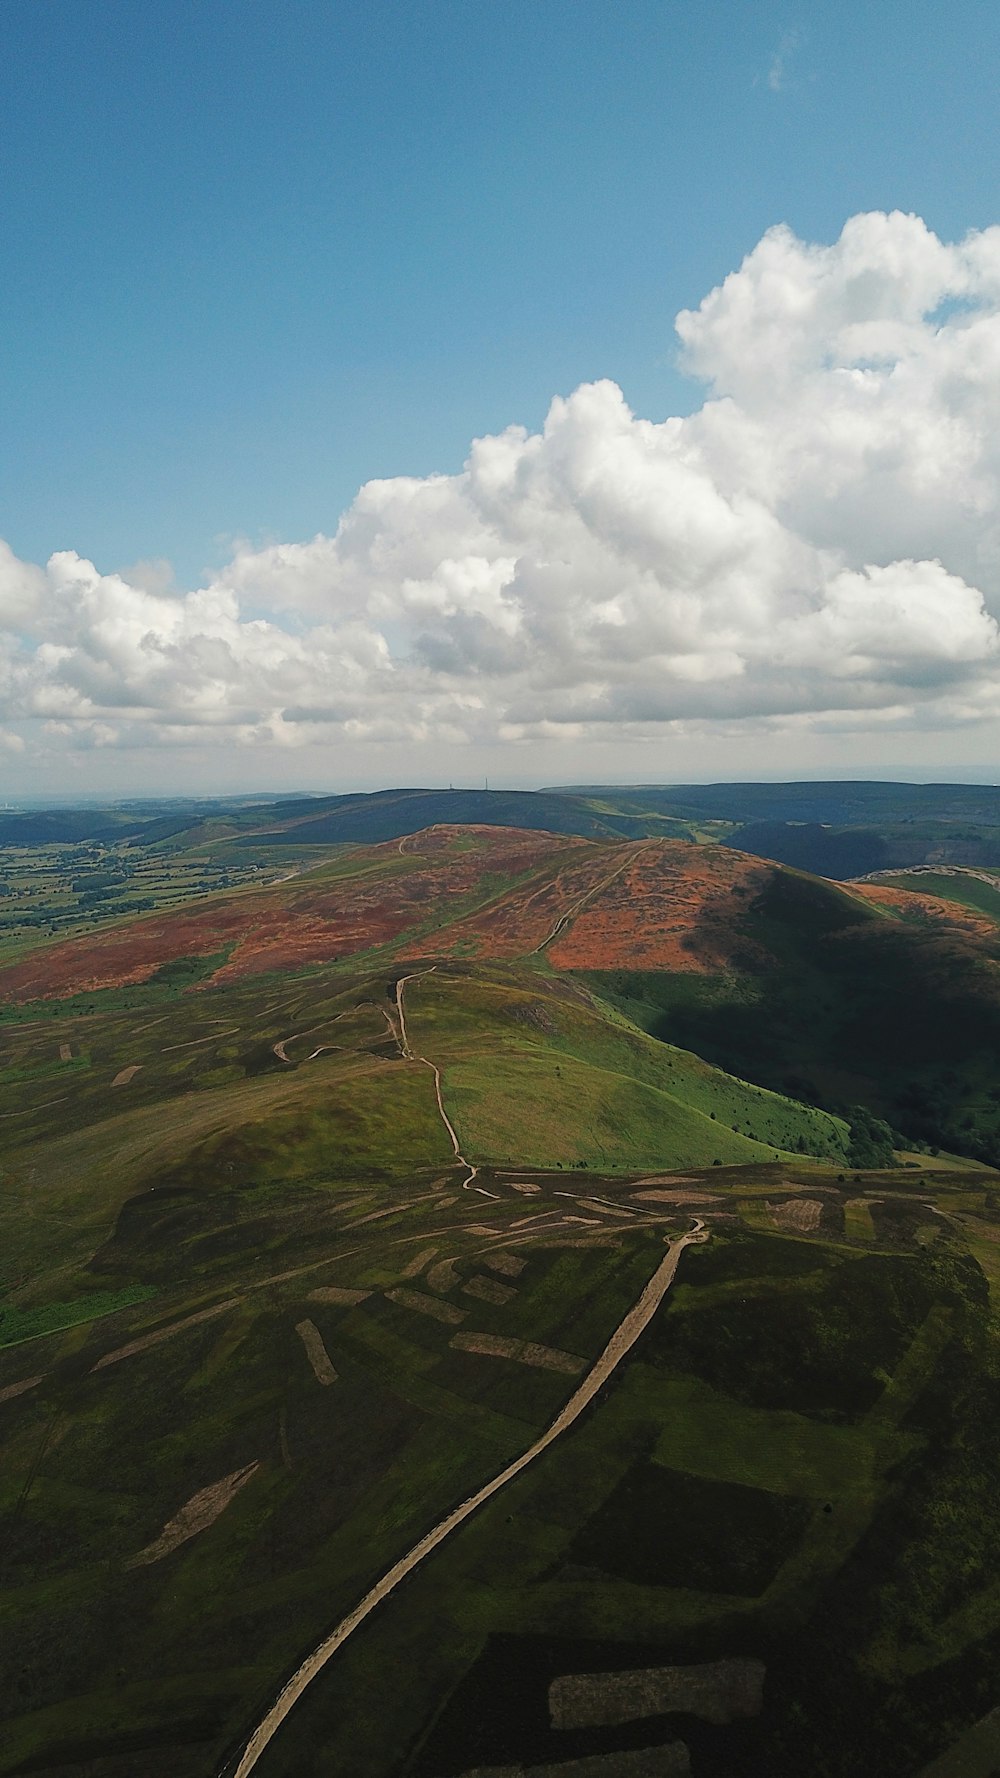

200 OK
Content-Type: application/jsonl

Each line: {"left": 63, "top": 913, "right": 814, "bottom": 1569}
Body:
{"left": 462, "top": 1275, "right": 517, "bottom": 1306}
{"left": 485, "top": 1252, "right": 526, "bottom": 1277}
{"left": 767, "top": 1198, "right": 823, "bottom": 1232}
{"left": 400, "top": 1246, "right": 439, "bottom": 1278}
{"left": 386, "top": 1288, "right": 467, "bottom": 1325}
{"left": 534, "top": 1237, "right": 624, "bottom": 1250}
{"left": 0, "top": 1373, "right": 44, "bottom": 1403}
{"left": 549, "top": 1658, "right": 766, "bottom": 1730}
{"left": 92, "top": 1298, "right": 240, "bottom": 1370}
{"left": 127, "top": 1460, "right": 260, "bottom": 1568}
{"left": 111, "top": 1064, "right": 142, "bottom": 1088}
{"left": 631, "top": 1189, "right": 723, "bottom": 1205}
{"left": 427, "top": 1256, "right": 461, "bottom": 1293}
{"left": 295, "top": 1318, "right": 338, "bottom": 1386}
{"left": 450, "top": 1333, "right": 586, "bottom": 1375}
{"left": 307, "top": 1286, "right": 370, "bottom": 1306}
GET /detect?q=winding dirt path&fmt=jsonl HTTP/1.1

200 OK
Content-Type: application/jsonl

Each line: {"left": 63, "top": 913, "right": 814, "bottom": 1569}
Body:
{"left": 228, "top": 1218, "right": 707, "bottom": 1778}
{"left": 394, "top": 971, "right": 496, "bottom": 1195}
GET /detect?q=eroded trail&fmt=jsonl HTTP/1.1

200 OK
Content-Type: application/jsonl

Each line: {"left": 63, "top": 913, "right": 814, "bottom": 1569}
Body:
{"left": 228, "top": 1218, "right": 708, "bottom": 1778}
{"left": 394, "top": 971, "right": 493, "bottom": 1195}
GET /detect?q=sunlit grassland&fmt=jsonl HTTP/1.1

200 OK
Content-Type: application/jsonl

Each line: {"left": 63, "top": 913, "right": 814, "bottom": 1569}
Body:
{"left": 0, "top": 1050, "right": 450, "bottom": 1285}
{"left": 403, "top": 964, "right": 849, "bottom": 1169}
{"left": 444, "top": 1047, "right": 778, "bottom": 1169}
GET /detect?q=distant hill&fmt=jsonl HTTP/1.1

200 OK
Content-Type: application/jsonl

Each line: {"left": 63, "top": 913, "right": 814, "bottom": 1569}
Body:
{"left": 8, "top": 780, "right": 1000, "bottom": 879}
{"left": 553, "top": 779, "right": 1000, "bottom": 824}
{"left": 0, "top": 794, "right": 300, "bottom": 847}
{"left": 554, "top": 781, "right": 1000, "bottom": 877}
{"left": 226, "top": 786, "right": 643, "bottom": 846}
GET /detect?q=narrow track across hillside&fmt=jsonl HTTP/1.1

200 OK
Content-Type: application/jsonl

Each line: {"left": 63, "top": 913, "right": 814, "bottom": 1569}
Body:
{"left": 530, "top": 843, "right": 649, "bottom": 954}
{"left": 394, "top": 970, "right": 494, "bottom": 1195}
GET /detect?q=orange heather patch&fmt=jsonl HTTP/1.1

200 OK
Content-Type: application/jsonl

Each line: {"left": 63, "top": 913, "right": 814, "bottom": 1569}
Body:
{"left": 214, "top": 826, "right": 584, "bottom": 980}
{"left": 0, "top": 825, "right": 582, "bottom": 1002}
{"left": 406, "top": 844, "right": 635, "bottom": 959}
{"left": 546, "top": 842, "right": 773, "bottom": 971}
{"left": 0, "top": 901, "right": 255, "bottom": 1003}
{"left": 0, "top": 828, "right": 784, "bottom": 1002}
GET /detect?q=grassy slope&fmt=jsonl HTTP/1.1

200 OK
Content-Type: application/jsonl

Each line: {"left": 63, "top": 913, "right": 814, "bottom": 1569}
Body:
{"left": 8, "top": 828, "right": 1000, "bottom": 1176}
{"left": 403, "top": 965, "right": 849, "bottom": 1171}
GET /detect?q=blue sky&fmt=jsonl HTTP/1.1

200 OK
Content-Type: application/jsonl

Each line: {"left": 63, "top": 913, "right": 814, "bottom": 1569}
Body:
{"left": 3, "top": 0, "right": 1000, "bottom": 793}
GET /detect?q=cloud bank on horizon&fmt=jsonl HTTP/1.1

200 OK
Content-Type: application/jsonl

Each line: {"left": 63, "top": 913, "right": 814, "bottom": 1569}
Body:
{"left": 4, "top": 209, "right": 1000, "bottom": 776}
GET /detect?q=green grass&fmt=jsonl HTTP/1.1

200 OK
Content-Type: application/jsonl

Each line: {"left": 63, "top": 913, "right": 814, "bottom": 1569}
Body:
{"left": 0, "top": 1284, "right": 157, "bottom": 1349}
{"left": 845, "top": 1196, "right": 878, "bottom": 1240}
{"left": 403, "top": 966, "right": 849, "bottom": 1171}
{"left": 643, "top": 1372, "right": 890, "bottom": 1496}
{"left": 874, "top": 870, "right": 1000, "bottom": 923}
{"left": 563, "top": 1457, "right": 813, "bottom": 1595}
{"left": 444, "top": 1047, "right": 780, "bottom": 1169}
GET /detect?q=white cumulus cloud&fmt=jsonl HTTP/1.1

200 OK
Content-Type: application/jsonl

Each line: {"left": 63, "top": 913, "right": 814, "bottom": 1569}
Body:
{"left": 5, "top": 209, "right": 1000, "bottom": 777}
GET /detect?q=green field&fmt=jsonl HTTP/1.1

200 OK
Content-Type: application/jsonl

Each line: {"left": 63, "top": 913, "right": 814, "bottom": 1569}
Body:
{"left": 871, "top": 868, "right": 1000, "bottom": 922}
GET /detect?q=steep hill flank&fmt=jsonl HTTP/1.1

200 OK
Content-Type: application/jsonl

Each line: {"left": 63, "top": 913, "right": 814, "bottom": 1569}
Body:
{"left": 582, "top": 864, "right": 1000, "bottom": 1165}
{"left": 402, "top": 964, "right": 849, "bottom": 1170}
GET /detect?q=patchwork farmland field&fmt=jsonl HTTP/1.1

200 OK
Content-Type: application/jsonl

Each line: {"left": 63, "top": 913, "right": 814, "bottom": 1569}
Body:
{"left": 3, "top": 822, "right": 1000, "bottom": 1776}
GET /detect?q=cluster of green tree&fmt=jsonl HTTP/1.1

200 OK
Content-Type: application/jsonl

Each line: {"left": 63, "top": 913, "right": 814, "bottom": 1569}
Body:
{"left": 894, "top": 1084, "right": 1000, "bottom": 1168}
{"left": 70, "top": 869, "right": 133, "bottom": 892}
{"left": 846, "top": 1105, "right": 897, "bottom": 1168}
{"left": 146, "top": 954, "right": 217, "bottom": 984}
